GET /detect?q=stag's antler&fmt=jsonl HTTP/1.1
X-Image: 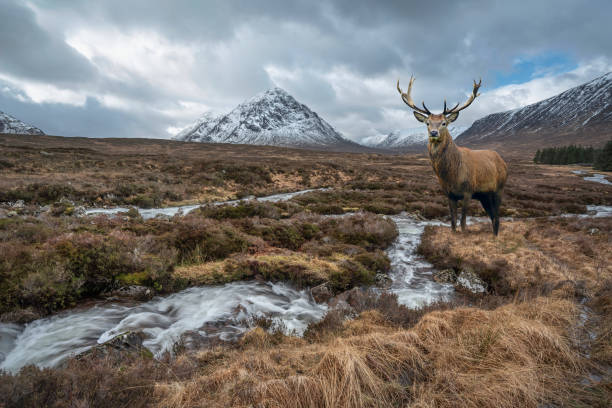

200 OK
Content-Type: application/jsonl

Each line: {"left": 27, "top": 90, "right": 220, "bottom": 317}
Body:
{"left": 444, "top": 79, "right": 482, "bottom": 115}
{"left": 397, "top": 76, "right": 431, "bottom": 115}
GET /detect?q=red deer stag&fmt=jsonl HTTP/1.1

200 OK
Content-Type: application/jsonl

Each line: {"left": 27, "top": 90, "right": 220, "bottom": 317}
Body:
{"left": 397, "top": 76, "right": 507, "bottom": 235}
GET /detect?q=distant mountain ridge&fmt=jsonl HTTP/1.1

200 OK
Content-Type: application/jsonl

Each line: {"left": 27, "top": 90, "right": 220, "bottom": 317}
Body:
{"left": 174, "top": 88, "right": 362, "bottom": 150}
{"left": 363, "top": 126, "right": 467, "bottom": 151}
{"left": 456, "top": 72, "right": 612, "bottom": 150}
{"left": 0, "top": 111, "right": 44, "bottom": 135}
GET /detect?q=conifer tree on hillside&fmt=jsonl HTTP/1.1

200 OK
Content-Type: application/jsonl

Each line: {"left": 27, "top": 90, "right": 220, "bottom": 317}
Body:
{"left": 533, "top": 143, "right": 606, "bottom": 165}
{"left": 534, "top": 149, "right": 541, "bottom": 163}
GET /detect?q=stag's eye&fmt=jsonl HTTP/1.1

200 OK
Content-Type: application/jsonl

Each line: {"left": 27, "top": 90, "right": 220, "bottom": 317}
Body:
{"left": 426, "top": 121, "right": 430, "bottom": 125}
{"left": 442, "top": 122, "right": 446, "bottom": 126}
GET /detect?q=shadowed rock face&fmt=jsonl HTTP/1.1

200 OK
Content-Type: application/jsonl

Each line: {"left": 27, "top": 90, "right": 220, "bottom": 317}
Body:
{"left": 456, "top": 72, "right": 612, "bottom": 151}
{"left": 0, "top": 111, "right": 44, "bottom": 135}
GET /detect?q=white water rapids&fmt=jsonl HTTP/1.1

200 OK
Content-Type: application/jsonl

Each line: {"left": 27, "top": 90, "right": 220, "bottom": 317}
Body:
{"left": 1, "top": 188, "right": 609, "bottom": 374}
{"left": 0, "top": 282, "right": 325, "bottom": 371}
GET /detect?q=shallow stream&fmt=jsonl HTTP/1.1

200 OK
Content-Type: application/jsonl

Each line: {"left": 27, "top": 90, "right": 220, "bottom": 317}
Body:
{"left": 1, "top": 189, "right": 609, "bottom": 373}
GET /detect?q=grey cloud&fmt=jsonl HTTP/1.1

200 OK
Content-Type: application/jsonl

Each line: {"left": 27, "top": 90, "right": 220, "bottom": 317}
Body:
{"left": 0, "top": 88, "right": 168, "bottom": 139}
{"left": 0, "top": 1, "right": 95, "bottom": 83}
{"left": 0, "top": 0, "right": 611, "bottom": 142}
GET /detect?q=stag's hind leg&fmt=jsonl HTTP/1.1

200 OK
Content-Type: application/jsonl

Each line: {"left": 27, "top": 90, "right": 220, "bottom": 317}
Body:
{"left": 448, "top": 198, "right": 458, "bottom": 232}
{"left": 476, "top": 192, "right": 498, "bottom": 236}
{"left": 480, "top": 194, "right": 494, "bottom": 222}
{"left": 492, "top": 192, "right": 502, "bottom": 236}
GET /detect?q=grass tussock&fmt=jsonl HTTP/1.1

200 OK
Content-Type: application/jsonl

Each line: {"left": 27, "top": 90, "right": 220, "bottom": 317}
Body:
{"left": 174, "top": 252, "right": 337, "bottom": 287}
{"left": 589, "top": 279, "right": 612, "bottom": 365}
{"left": 418, "top": 216, "right": 612, "bottom": 297}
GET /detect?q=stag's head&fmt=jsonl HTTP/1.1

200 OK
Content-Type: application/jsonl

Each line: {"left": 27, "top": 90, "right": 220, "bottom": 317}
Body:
{"left": 397, "top": 76, "right": 481, "bottom": 143}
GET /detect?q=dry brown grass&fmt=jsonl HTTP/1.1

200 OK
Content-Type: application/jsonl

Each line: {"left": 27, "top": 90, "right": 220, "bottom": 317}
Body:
{"left": 589, "top": 280, "right": 612, "bottom": 366}
{"left": 174, "top": 251, "right": 341, "bottom": 286}
{"left": 3, "top": 293, "right": 602, "bottom": 408}
{"left": 415, "top": 215, "right": 612, "bottom": 407}
{"left": 418, "top": 217, "right": 612, "bottom": 296}
{"left": 147, "top": 296, "right": 582, "bottom": 408}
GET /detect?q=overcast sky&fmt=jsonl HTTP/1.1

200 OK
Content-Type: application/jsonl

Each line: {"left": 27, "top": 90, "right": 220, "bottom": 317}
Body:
{"left": 1, "top": 0, "right": 611, "bottom": 142}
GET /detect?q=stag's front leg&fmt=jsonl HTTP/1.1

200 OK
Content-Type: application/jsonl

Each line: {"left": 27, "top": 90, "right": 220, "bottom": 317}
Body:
{"left": 448, "top": 198, "right": 458, "bottom": 232}
{"left": 461, "top": 196, "right": 470, "bottom": 232}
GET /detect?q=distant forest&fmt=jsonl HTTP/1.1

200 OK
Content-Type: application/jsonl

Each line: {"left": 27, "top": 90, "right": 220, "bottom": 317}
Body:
{"left": 534, "top": 140, "right": 612, "bottom": 171}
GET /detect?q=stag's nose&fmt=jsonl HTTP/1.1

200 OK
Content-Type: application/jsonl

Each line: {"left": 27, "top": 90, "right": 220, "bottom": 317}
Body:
{"left": 430, "top": 130, "right": 439, "bottom": 137}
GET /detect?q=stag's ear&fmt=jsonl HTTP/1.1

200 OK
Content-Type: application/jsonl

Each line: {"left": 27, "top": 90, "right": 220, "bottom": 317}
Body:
{"left": 445, "top": 112, "right": 459, "bottom": 123}
{"left": 413, "top": 111, "right": 428, "bottom": 123}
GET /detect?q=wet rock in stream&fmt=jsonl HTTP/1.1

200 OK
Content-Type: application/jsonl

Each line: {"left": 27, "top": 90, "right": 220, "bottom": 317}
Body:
{"left": 455, "top": 268, "right": 488, "bottom": 295}
{"left": 375, "top": 273, "right": 393, "bottom": 289}
{"left": 73, "top": 331, "right": 153, "bottom": 363}
{"left": 433, "top": 268, "right": 488, "bottom": 295}
{"left": 433, "top": 269, "right": 457, "bottom": 284}
{"left": 102, "top": 285, "right": 154, "bottom": 301}
{"left": 310, "top": 283, "right": 333, "bottom": 303}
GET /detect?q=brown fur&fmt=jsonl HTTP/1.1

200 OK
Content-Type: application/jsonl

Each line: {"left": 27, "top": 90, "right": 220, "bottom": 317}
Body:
{"left": 421, "top": 113, "right": 507, "bottom": 235}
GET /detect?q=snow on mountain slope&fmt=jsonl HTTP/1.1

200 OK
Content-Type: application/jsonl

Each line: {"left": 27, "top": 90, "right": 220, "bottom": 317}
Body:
{"left": 0, "top": 111, "right": 44, "bottom": 135}
{"left": 364, "top": 126, "right": 467, "bottom": 150}
{"left": 174, "top": 88, "right": 359, "bottom": 149}
{"left": 456, "top": 72, "right": 612, "bottom": 149}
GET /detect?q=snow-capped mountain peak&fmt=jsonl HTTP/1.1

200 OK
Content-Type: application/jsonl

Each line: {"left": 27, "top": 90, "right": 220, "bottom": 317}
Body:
{"left": 174, "top": 87, "right": 357, "bottom": 149}
{"left": 456, "top": 71, "right": 612, "bottom": 147}
{"left": 0, "top": 111, "right": 45, "bottom": 135}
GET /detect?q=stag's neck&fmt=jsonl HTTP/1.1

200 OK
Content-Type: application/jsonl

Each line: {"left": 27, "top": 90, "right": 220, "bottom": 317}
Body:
{"left": 428, "top": 130, "right": 461, "bottom": 181}
{"left": 428, "top": 130, "right": 458, "bottom": 161}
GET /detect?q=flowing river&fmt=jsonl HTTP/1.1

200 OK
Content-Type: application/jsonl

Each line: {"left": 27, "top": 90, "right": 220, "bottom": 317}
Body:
{"left": 572, "top": 170, "right": 612, "bottom": 186}
{"left": 1, "top": 189, "right": 609, "bottom": 374}
{"left": 83, "top": 188, "right": 328, "bottom": 219}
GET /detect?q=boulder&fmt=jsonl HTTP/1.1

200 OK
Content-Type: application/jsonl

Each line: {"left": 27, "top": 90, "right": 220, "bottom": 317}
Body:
{"left": 374, "top": 273, "right": 393, "bottom": 289}
{"left": 332, "top": 287, "right": 369, "bottom": 310}
{"left": 73, "top": 206, "right": 86, "bottom": 216}
{"left": 455, "top": 268, "right": 487, "bottom": 295}
{"left": 105, "top": 285, "right": 153, "bottom": 301}
{"left": 327, "top": 298, "right": 354, "bottom": 314}
{"left": 75, "top": 331, "right": 153, "bottom": 362}
{"left": 433, "top": 269, "right": 457, "bottom": 284}
{"left": 11, "top": 200, "right": 24, "bottom": 209}
{"left": 311, "top": 282, "right": 333, "bottom": 303}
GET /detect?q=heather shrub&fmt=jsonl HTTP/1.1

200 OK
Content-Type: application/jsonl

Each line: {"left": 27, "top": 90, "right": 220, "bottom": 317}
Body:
{"left": 353, "top": 250, "right": 391, "bottom": 274}
{"left": 198, "top": 201, "right": 283, "bottom": 220}
{"left": 0, "top": 226, "right": 177, "bottom": 315}
{"left": 218, "top": 164, "right": 273, "bottom": 186}
{"left": 322, "top": 212, "right": 398, "bottom": 249}
{"left": 54, "top": 233, "right": 137, "bottom": 295}
{"left": 239, "top": 218, "right": 314, "bottom": 250}
{"left": 170, "top": 217, "right": 249, "bottom": 263}
{"left": 329, "top": 259, "right": 375, "bottom": 291}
